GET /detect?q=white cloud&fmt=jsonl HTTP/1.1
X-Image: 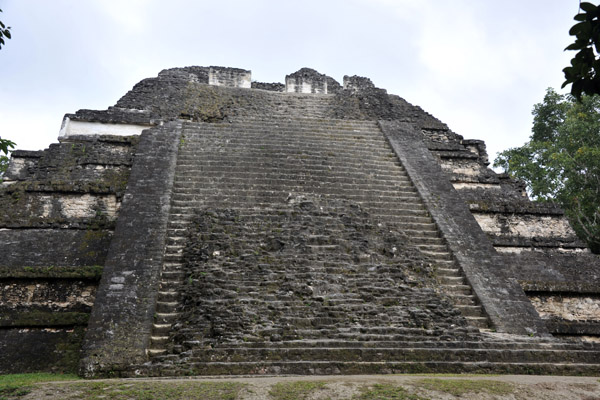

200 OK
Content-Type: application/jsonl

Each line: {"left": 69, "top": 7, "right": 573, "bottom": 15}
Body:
{"left": 91, "top": 0, "right": 152, "bottom": 34}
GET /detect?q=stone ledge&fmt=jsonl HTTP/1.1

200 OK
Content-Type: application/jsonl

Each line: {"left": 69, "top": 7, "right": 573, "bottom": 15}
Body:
{"left": 468, "top": 200, "right": 564, "bottom": 215}
{"left": 544, "top": 318, "right": 600, "bottom": 336}
{"left": 0, "top": 311, "right": 90, "bottom": 327}
{"left": 10, "top": 150, "right": 44, "bottom": 158}
{"left": 489, "top": 235, "right": 585, "bottom": 249}
{"left": 523, "top": 282, "right": 600, "bottom": 294}
{"left": 379, "top": 120, "right": 549, "bottom": 336}
{"left": 81, "top": 122, "right": 182, "bottom": 376}
{"left": 0, "top": 229, "right": 113, "bottom": 267}
{"left": 65, "top": 110, "right": 159, "bottom": 126}
{"left": 0, "top": 265, "right": 103, "bottom": 279}
{"left": 1, "top": 181, "right": 125, "bottom": 195}
{"left": 432, "top": 150, "right": 479, "bottom": 159}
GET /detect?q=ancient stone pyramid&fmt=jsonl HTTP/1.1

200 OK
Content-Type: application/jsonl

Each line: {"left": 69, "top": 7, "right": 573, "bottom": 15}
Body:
{"left": 1, "top": 66, "right": 600, "bottom": 376}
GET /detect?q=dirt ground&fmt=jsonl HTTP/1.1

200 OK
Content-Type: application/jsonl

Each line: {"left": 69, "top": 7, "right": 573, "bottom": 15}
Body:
{"left": 21, "top": 374, "right": 600, "bottom": 400}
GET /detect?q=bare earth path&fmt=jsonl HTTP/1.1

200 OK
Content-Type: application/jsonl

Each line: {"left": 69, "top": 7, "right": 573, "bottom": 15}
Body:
{"left": 22, "top": 374, "right": 600, "bottom": 399}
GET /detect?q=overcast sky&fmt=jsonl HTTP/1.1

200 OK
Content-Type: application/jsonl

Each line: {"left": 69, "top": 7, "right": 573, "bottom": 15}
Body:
{"left": 0, "top": 0, "right": 581, "bottom": 164}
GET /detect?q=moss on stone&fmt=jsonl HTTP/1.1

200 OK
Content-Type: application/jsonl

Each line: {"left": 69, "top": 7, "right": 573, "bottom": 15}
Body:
{"left": 0, "top": 265, "right": 103, "bottom": 279}
{"left": 0, "top": 311, "right": 90, "bottom": 327}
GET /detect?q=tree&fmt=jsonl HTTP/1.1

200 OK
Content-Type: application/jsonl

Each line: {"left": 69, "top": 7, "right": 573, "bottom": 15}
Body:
{"left": 0, "top": 137, "right": 15, "bottom": 176}
{"left": 563, "top": 2, "right": 600, "bottom": 100}
{"left": 0, "top": 9, "right": 14, "bottom": 176}
{"left": 0, "top": 8, "right": 11, "bottom": 49}
{"left": 494, "top": 88, "right": 600, "bottom": 253}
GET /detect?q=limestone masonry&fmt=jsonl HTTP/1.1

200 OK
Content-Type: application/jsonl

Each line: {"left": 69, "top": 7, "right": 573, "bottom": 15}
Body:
{"left": 1, "top": 66, "right": 600, "bottom": 376}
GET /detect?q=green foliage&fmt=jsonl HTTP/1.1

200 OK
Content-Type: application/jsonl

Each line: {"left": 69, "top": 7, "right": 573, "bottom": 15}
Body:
{"left": 563, "top": 2, "right": 600, "bottom": 100}
{"left": 354, "top": 383, "right": 427, "bottom": 400}
{"left": 417, "top": 378, "right": 514, "bottom": 396}
{"left": 0, "top": 8, "right": 11, "bottom": 50}
{"left": 269, "top": 381, "right": 327, "bottom": 400}
{"left": 0, "top": 155, "right": 9, "bottom": 177}
{"left": 494, "top": 88, "right": 600, "bottom": 253}
{"left": 0, "top": 7, "right": 16, "bottom": 175}
{"left": 0, "top": 138, "right": 13, "bottom": 155}
{"left": 0, "top": 137, "right": 15, "bottom": 177}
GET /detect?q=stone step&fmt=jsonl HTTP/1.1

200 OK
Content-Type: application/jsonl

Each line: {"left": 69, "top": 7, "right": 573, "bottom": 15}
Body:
{"left": 150, "top": 359, "right": 600, "bottom": 376}
{"left": 161, "top": 270, "right": 185, "bottom": 280}
{"left": 183, "top": 347, "right": 600, "bottom": 364}
{"left": 173, "top": 194, "right": 422, "bottom": 206}
{"left": 147, "top": 349, "right": 167, "bottom": 357}
{"left": 207, "top": 116, "right": 379, "bottom": 126}
{"left": 156, "top": 301, "right": 179, "bottom": 313}
{"left": 150, "top": 336, "right": 170, "bottom": 346}
{"left": 437, "top": 276, "right": 465, "bottom": 285}
{"left": 162, "top": 261, "right": 184, "bottom": 268}
{"left": 174, "top": 164, "right": 410, "bottom": 177}
{"left": 442, "top": 285, "right": 473, "bottom": 296}
{"left": 446, "top": 294, "right": 479, "bottom": 306}
{"left": 157, "top": 291, "right": 180, "bottom": 302}
{"left": 418, "top": 250, "right": 453, "bottom": 260}
{"left": 185, "top": 125, "right": 384, "bottom": 137}
{"left": 152, "top": 324, "right": 172, "bottom": 335}
{"left": 455, "top": 305, "right": 486, "bottom": 317}
{"left": 183, "top": 125, "right": 384, "bottom": 135}
{"left": 175, "top": 156, "right": 403, "bottom": 170}
{"left": 165, "top": 211, "right": 437, "bottom": 228}
{"left": 465, "top": 316, "right": 490, "bottom": 329}
{"left": 183, "top": 337, "right": 598, "bottom": 350}
{"left": 436, "top": 267, "right": 461, "bottom": 275}
{"left": 178, "top": 156, "right": 400, "bottom": 170}
{"left": 415, "top": 244, "right": 449, "bottom": 253}
{"left": 169, "top": 204, "right": 428, "bottom": 218}
{"left": 432, "top": 259, "right": 456, "bottom": 268}
{"left": 170, "top": 197, "right": 425, "bottom": 210}
{"left": 175, "top": 166, "right": 408, "bottom": 179}
{"left": 155, "top": 312, "right": 180, "bottom": 324}
{"left": 402, "top": 230, "right": 441, "bottom": 239}
{"left": 162, "top": 254, "right": 184, "bottom": 263}
{"left": 178, "top": 326, "right": 473, "bottom": 343}
{"left": 171, "top": 182, "right": 418, "bottom": 194}
{"left": 181, "top": 145, "right": 399, "bottom": 160}
{"left": 187, "top": 127, "right": 385, "bottom": 136}
{"left": 193, "top": 120, "right": 381, "bottom": 130}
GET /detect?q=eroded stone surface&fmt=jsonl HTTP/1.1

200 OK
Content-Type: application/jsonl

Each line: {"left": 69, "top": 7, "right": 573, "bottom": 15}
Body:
{"left": 473, "top": 213, "right": 577, "bottom": 239}
{"left": 531, "top": 295, "right": 600, "bottom": 321}
{"left": 173, "top": 198, "right": 468, "bottom": 353}
{"left": 0, "top": 280, "right": 96, "bottom": 312}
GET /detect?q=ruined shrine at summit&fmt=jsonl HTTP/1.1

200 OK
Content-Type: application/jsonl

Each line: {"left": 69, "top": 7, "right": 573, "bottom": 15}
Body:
{"left": 1, "top": 66, "right": 600, "bottom": 377}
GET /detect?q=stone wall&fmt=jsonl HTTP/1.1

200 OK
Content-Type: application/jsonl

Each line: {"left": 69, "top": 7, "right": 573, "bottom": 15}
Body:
{"left": 80, "top": 123, "right": 181, "bottom": 377}
{"left": 285, "top": 68, "right": 330, "bottom": 93}
{"left": 417, "top": 118, "right": 600, "bottom": 337}
{"left": 0, "top": 135, "right": 138, "bottom": 373}
{"left": 208, "top": 66, "right": 251, "bottom": 88}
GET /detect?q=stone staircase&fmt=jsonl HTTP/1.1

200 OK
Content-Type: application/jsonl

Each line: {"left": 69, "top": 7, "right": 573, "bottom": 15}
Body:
{"left": 143, "top": 115, "right": 600, "bottom": 375}
{"left": 148, "top": 116, "right": 488, "bottom": 355}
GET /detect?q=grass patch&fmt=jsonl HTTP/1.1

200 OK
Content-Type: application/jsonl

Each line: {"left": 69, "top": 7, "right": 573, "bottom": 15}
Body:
{"left": 0, "top": 373, "right": 78, "bottom": 400}
{"left": 417, "top": 378, "right": 514, "bottom": 396}
{"left": 399, "top": 373, "right": 500, "bottom": 378}
{"left": 354, "top": 383, "right": 428, "bottom": 400}
{"left": 269, "top": 380, "right": 327, "bottom": 400}
{"left": 58, "top": 381, "right": 245, "bottom": 400}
